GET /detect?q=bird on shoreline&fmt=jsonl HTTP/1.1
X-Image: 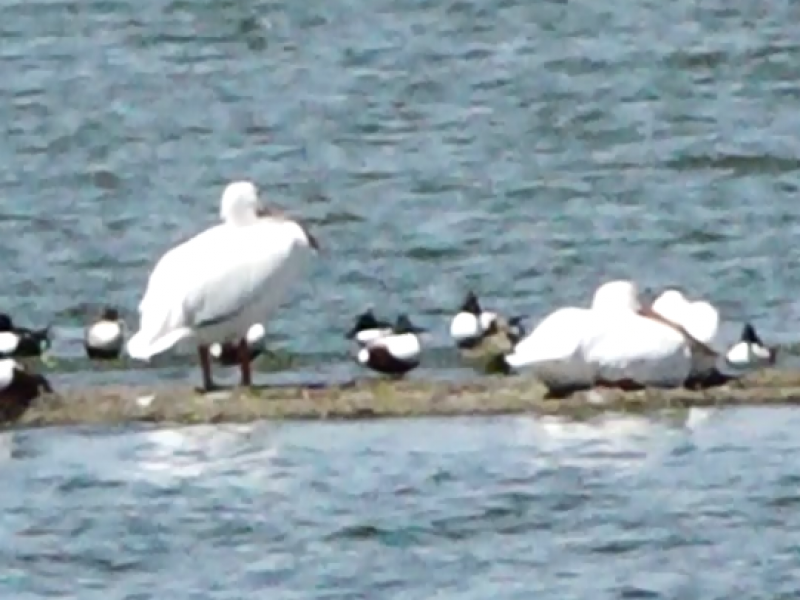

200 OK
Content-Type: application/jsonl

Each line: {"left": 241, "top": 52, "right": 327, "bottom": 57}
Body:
{"left": 210, "top": 323, "right": 266, "bottom": 366}
{"left": 684, "top": 322, "right": 778, "bottom": 389}
{"left": 0, "top": 359, "right": 52, "bottom": 422}
{"left": 449, "top": 292, "right": 528, "bottom": 360}
{"left": 84, "top": 307, "right": 126, "bottom": 360}
{"left": 345, "top": 309, "right": 393, "bottom": 346}
{"left": 0, "top": 313, "right": 51, "bottom": 359}
{"left": 357, "top": 314, "right": 427, "bottom": 377}
{"left": 488, "top": 280, "right": 706, "bottom": 396}
{"left": 126, "top": 180, "right": 319, "bottom": 392}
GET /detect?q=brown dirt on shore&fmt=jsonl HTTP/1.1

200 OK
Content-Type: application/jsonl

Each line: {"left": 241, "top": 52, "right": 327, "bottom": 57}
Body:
{"left": 9, "top": 368, "right": 800, "bottom": 429}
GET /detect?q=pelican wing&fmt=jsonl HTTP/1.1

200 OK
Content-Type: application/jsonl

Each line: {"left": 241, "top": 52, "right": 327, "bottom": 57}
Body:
{"left": 129, "top": 218, "right": 310, "bottom": 359}
{"left": 682, "top": 301, "right": 720, "bottom": 347}
{"left": 505, "top": 307, "right": 596, "bottom": 388}
{"left": 581, "top": 313, "right": 691, "bottom": 387}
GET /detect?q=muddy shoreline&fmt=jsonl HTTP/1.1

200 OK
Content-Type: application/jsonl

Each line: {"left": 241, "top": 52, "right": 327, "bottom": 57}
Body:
{"left": 7, "top": 369, "right": 800, "bottom": 429}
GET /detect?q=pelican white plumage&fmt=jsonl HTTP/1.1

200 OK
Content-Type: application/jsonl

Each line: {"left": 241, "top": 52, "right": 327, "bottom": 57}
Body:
{"left": 649, "top": 288, "right": 721, "bottom": 379}
{"left": 492, "top": 280, "right": 707, "bottom": 396}
{"left": 495, "top": 305, "right": 594, "bottom": 394}
{"left": 648, "top": 288, "right": 778, "bottom": 388}
{"left": 127, "top": 180, "right": 319, "bottom": 391}
{"left": 581, "top": 280, "right": 698, "bottom": 390}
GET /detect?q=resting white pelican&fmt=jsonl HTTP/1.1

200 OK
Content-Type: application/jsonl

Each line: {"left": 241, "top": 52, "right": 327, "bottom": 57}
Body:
{"left": 648, "top": 287, "right": 779, "bottom": 387}
{"left": 127, "top": 180, "right": 319, "bottom": 391}
{"left": 491, "top": 280, "right": 715, "bottom": 396}
{"left": 581, "top": 280, "right": 698, "bottom": 390}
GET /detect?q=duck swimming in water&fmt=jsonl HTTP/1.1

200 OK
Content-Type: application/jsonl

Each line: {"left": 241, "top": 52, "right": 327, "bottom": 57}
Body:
{"left": 0, "top": 313, "right": 51, "bottom": 359}
{"left": 345, "top": 309, "right": 393, "bottom": 346}
{"left": 0, "top": 359, "right": 52, "bottom": 422}
{"left": 84, "top": 307, "right": 126, "bottom": 360}
{"left": 126, "top": 180, "right": 319, "bottom": 391}
{"left": 357, "top": 314, "right": 427, "bottom": 377}
{"left": 209, "top": 323, "right": 266, "bottom": 367}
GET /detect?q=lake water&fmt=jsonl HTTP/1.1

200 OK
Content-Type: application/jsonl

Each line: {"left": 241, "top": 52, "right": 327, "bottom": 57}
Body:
{"left": 3, "top": 407, "right": 800, "bottom": 598}
{"left": 2, "top": 0, "right": 800, "bottom": 596}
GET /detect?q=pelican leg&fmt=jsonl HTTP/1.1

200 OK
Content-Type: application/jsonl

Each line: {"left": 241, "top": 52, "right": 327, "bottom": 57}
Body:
{"left": 238, "top": 339, "right": 253, "bottom": 387}
{"left": 197, "top": 345, "right": 215, "bottom": 392}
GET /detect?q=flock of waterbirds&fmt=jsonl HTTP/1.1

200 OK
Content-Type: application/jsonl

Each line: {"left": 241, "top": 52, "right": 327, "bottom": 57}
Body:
{"left": 0, "top": 180, "right": 781, "bottom": 414}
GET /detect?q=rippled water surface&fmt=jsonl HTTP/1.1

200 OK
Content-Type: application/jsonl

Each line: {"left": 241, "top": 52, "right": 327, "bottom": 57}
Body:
{"left": 2, "top": 0, "right": 800, "bottom": 385}
{"left": 2, "top": 408, "right": 800, "bottom": 598}
{"left": 3, "top": 0, "right": 800, "bottom": 597}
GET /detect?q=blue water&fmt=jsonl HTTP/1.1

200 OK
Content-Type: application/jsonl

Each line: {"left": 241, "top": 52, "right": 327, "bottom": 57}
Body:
{"left": 1, "top": 0, "right": 800, "bottom": 387}
{"left": 2, "top": 407, "right": 799, "bottom": 598}
{"left": 2, "top": 0, "right": 800, "bottom": 595}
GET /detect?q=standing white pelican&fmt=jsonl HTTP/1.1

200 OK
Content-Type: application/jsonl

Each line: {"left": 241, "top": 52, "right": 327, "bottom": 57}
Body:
{"left": 127, "top": 181, "right": 319, "bottom": 391}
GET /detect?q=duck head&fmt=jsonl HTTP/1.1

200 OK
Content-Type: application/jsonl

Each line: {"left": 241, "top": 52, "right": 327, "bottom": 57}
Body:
{"left": 394, "top": 315, "right": 427, "bottom": 335}
{"left": 0, "top": 314, "right": 12, "bottom": 332}
{"left": 461, "top": 291, "right": 481, "bottom": 315}
{"left": 101, "top": 306, "right": 120, "bottom": 322}
{"left": 345, "top": 309, "right": 389, "bottom": 339}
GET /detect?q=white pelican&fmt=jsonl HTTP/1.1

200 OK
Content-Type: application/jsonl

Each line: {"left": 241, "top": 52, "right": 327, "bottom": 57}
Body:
{"left": 492, "top": 280, "right": 716, "bottom": 396}
{"left": 84, "top": 307, "right": 126, "bottom": 360}
{"left": 127, "top": 180, "right": 319, "bottom": 391}
{"left": 493, "top": 305, "right": 596, "bottom": 394}
{"left": 0, "top": 359, "right": 52, "bottom": 421}
{"left": 357, "top": 315, "right": 427, "bottom": 377}
{"left": 209, "top": 323, "right": 266, "bottom": 367}
{"left": 648, "top": 287, "right": 777, "bottom": 388}
{"left": 0, "top": 314, "right": 51, "bottom": 359}
{"left": 345, "top": 309, "right": 393, "bottom": 346}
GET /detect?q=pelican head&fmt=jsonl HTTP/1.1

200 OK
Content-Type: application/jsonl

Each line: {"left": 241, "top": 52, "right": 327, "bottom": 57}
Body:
{"left": 591, "top": 280, "right": 641, "bottom": 313}
{"left": 220, "top": 181, "right": 260, "bottom": 226}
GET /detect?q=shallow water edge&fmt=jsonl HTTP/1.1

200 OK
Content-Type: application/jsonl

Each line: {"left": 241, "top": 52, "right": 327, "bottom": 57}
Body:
{"left": 7, "top": 369, "right": 800, "bottom": 429}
